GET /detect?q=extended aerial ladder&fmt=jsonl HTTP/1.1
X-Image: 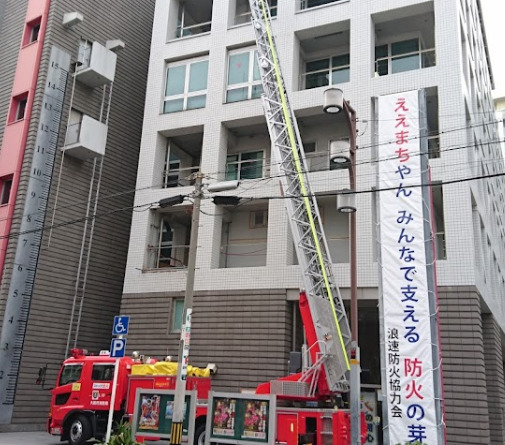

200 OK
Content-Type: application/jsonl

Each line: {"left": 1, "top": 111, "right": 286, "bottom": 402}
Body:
{"left": 248, "top": 0, "right": 352, "bottom": 396}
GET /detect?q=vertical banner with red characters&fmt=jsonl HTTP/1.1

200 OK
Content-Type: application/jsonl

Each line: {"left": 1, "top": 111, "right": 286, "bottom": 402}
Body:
{"left": 378, "top": 90, "right": 438, "bottom": 444}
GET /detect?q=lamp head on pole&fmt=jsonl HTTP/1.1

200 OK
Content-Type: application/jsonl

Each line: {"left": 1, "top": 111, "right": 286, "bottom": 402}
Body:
{"left": 323, "top": 88, "right": 344, "bottom": 114}
{"left": 330, "top": 139, "right": 351, "bottom": 167}
{"left": 337, "top": 189, "right": 357, "bottom": 213}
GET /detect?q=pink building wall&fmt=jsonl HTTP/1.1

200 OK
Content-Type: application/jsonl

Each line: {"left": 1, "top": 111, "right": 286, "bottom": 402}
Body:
{"left": 0, "top": 0, "right": 51, "bottom": 283}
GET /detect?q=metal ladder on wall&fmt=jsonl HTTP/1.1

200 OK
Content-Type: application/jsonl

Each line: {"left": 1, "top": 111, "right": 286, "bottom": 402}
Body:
{"left": 54, "top": 76, "right": 115, "bottom": 356}
{"left": 248, "top": 0, "right": 352, "bottom": 391}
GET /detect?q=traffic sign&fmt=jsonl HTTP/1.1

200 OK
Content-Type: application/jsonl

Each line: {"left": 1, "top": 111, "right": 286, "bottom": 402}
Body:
{"left": 112, "top": 315, "right": 130, "bottom": 335}
{"left": 110, "top": 338, "right": 127, "bottom": 358}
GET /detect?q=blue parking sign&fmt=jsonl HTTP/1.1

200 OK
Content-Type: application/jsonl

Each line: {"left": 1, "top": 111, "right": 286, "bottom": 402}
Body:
{"left": 110, "top": 338, "right": 127, "bottom": 358}
{"left": 112, "top": 315, "right": 129, "bottom": 336}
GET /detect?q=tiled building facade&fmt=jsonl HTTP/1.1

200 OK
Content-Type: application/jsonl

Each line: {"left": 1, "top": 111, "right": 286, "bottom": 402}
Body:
{"left": 122, "top": 0, "right": 505, "bottom": 443}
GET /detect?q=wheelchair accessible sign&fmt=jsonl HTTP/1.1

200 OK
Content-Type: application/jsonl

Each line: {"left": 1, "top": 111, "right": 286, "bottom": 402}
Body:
{"left": 110, "top": 315, "right": 130, "bottom": 358}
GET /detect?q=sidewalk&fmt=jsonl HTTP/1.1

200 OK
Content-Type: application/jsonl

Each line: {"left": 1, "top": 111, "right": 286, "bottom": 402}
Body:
{"left": 0, "top": 431, "right": 60, "bottom": 445}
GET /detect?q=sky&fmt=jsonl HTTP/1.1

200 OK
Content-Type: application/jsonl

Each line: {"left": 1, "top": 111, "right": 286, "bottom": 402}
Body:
{"left": 481, "top": 2, "right": 504, "bottom": 96}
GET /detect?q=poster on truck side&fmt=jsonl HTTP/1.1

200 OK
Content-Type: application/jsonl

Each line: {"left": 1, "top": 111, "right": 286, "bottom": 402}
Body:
{"left": 205, "top": 392, "right": 276, "bottom": 445}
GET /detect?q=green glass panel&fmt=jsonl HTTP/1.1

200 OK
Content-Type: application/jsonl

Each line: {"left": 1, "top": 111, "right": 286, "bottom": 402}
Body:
{"left": 241, "top": 152, "right": 263, "bottom": 179}
{"left": 252, "top": 84, "right": 263, "bottom": 99}
{"left": 391, "top": 39, "right": 419, "bottom": 56}
{"left": 375, "top": 45, "right": 388, "bottom": 58}
{"left": 226, "top": 87, "right": 248, "bottom": 103}
{"left": 391, "top": 55, "right": 420, "bottom": 73}
{"left": 172, "top": 299, "right": 184, "bottom": 331}
{"left": 164, "top": 99, "right": 184, "bottom": 113}
{"left": 189, "top": 60, "right": 209, "bottom": 92}
{"left": 306, "top": 58, "right": 329, "bottom": 73}
{"left": 228, "top": 52, "right": 250, "bottom": 85}
{"left": 187, "top": 95, "right": 206, "bottom": 110}
{"left": 332, "top": 54, "right": 349, "bottom": 67}
{"left": 331, "top": 67, "right": 349, "bottom": 84}
{"left": 166, "top": 65, "right": 186, "bottom": 96}
{"left": 305, "top": 72, "right": 328, "bottom": 89}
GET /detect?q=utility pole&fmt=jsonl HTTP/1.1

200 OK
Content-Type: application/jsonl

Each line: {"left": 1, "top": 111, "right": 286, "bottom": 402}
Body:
{"left": 170, "top": 172, "right": 203, "bottom": 445}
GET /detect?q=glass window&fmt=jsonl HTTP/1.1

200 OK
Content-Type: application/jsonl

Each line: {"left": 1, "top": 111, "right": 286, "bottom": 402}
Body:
{"left": 0, "top": 177, "right": 13, "bottom": 205}
{"left": 58, "top": 364, "right": 83, "bottom": 386}
{"left": 226, "top": 151, "right": 264, "bottom": 180}
{"left": 226, "top": 49, "right": 263, "bottom": 103}
{"left": 375, "top": 39, "right": 425, "bottom": 76}
{"left": 375, "top": 45, "right": 388, "bottom": 76}
{"left": 391, "top": 39, "right": 420, "bottom": 73}
{"left": 91, "top": 364, "right": 114, "bottom": 381}
{"left": 304, "top": 54, "right": 349, "bottom": 90}
{"left": 164, "top": 58, "right": 209, "bottom": 113}
{"left": 171, "top": 299, "right": 185, "bottom": 332}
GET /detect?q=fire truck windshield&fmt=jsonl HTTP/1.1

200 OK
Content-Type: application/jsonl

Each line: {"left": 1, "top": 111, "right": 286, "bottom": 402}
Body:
{"left": 58, "top": 364, "right": 83, "bottom": 386}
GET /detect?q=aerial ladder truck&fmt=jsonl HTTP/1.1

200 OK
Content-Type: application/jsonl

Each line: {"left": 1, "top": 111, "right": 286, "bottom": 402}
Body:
{"left": 247, "top": 1, "right": 366, "bottom": 443}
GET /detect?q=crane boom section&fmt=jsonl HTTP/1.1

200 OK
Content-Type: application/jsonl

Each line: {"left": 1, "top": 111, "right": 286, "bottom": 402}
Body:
{"left": 249, "top": 0, "right": 351, "bottom": 390}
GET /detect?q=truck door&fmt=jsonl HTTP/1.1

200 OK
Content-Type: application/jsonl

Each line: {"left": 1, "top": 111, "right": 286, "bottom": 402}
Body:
{"left": 51, "top": 363, "right": 85, "bottom": 408}
{"left": 89, "top": 363, "right": 115, "bottom": 409}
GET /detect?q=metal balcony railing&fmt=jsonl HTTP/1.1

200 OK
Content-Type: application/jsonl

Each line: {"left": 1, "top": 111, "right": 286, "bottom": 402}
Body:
{"left": 176, "top": 21, "right": 211, "bottom": 38}
{"left": 162, "top": 166, "right": 199, "bottom": 188}
{"left": 300, "top": 65, "right": 350, "bottom": 90}
{"left": 375, "top": 48, "right": 436, "bottom": 76}
{"left": 148, "top": 244, "right": 190, "bottom": 269}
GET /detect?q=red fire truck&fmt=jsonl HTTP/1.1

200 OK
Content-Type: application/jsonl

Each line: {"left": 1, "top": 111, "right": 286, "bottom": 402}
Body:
{"left": 47, "top": 350, "right": 213, "bottom": 445}
{"left": 47, "top": 293, "right": 367, "bottom": 445}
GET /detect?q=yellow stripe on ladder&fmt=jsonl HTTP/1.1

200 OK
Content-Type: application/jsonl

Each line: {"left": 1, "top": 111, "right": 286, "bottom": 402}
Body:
{"left": 257, "top": 0, "right": 350, "bottom": 371}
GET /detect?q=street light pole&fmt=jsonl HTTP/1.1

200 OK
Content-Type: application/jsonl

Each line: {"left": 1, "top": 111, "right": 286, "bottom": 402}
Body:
{"left": 323, "top": 88, "right": 361, "bottom": 444}
{"left": 345, "top": 101, "right": 361, "bottom": 445}
{"left": 170, "top": 172, "right": 203, "bottom": 445}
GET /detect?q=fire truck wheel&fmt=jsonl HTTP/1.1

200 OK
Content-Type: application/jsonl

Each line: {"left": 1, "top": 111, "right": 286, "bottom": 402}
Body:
{"left": 68, "top": 414, "right": 92, "bottom": 445}
{"left": 194, "top": 423, "right": 206, "bottom": 445}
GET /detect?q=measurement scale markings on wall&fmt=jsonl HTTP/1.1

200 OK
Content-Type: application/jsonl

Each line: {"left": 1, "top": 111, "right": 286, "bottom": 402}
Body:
{"left": 0, "top": 46, "right": 70, "bottom": 425}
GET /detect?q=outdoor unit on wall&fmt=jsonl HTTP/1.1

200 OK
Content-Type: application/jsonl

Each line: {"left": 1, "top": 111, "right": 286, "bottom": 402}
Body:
{"left": 75, "top": 40, "right": 117, "bottom": 87}
{"left": 62, "top": 110, "right": 108, "bottom": 160}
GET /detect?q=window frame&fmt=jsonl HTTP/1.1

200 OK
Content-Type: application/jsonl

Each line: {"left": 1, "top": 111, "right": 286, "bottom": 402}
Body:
{"left": 171, "top": 298, "right": 185, "bottom": 333}
{"left": 163, "top": 55, "right": 209, "bottom": 114}
{"left": 0, "top": 177, "right": 13, "bottom": 206}
{"left": 225, "top": 150, "right": 264, "bottom": 180}
{"left": 91, "top": 363, "right": 115, "bottom": 381}
{"left": 249, "top": 210, "right": 268, "bottom": 229}
{"left": 163, "top": 142, "right": 181, "bottom": 188}
{"left": 303, "top": 53, "right": 350, "bottom": 90}
{"left": 225, "top": 47, "right": 262, "bottom": 103}
{"left": 374, "top": 37, "right": 433, "bottom": 76}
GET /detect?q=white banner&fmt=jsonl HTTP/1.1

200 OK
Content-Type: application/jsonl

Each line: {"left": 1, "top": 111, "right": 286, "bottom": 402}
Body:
{"left": 378, "top": 91, "right": 437, "bottom": 444}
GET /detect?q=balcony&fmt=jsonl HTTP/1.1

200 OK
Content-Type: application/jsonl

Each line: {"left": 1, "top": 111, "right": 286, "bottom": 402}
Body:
{"left": 374, "top": 46, "right": 436, "bottom": 77}
{"left": 62, "top": 113, "right": 107, "bottom": 160}
{"left": 297, "top": 24, "right": 350, "bottom": 91}
{"left": 147, "top": 211, "right": 191, "bottom": 269}
{"left": 233, "top": 0, "right": 277, "bottom": 26}
{"left": 75, "top": 40, "right": 117, "bottom": 87}
{"left": 174, "top": 0, "right": 212, "bottom": 39}
{"left": 162, "top": 132, "right": 203, "bottom": 188}
{"left": 373, "top": 5, "right": 435, "bottom": 77}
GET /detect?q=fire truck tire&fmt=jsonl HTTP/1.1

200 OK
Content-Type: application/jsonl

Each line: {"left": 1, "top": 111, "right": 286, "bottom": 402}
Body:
{"left": 68, "top": 414, "right": 92, "bottom": 445}
{"left": 194, "top": 423, "right": 206, "bottom": 445}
